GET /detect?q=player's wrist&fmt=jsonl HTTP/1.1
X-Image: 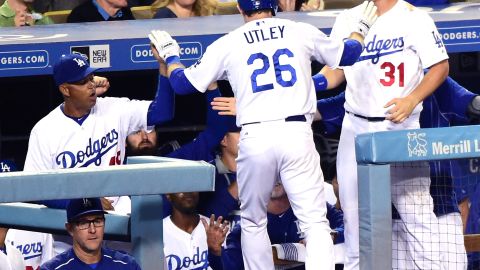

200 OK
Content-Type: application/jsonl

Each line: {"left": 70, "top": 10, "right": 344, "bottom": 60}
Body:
{"left": 166, "top": 55, "right": 181, "bottom": 66}
{"left": 312, "top": 73, "right": 328, "bottom": 92}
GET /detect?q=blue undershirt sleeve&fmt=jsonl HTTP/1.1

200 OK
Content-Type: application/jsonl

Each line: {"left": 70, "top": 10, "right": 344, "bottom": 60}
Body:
{"left": 169, "top": 68, "right": 199, "bottom": 95}
{"left": 339, "top": 39, "right": 363, "bottom": 66}
{"left": 147, "top": 74, "right": 175, "bottom": 126}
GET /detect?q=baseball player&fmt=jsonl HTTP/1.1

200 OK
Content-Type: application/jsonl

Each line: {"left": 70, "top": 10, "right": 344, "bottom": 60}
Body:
{"left": 163, "top": 192, "right": 229, "bottom": 270}
{"left": 40, "top": 198, "right": 142, "bottom": 270}
{"left": 318, "top": 1, "right": 449, "bottom": 269}
{"left": 147, "top": 0, "right": 378, "bottom": 268}
{"left": 316, "top": 75, "right": 474, "bottom": 269}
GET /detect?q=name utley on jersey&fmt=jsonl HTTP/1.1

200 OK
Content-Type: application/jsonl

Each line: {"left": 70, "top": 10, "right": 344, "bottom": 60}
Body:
{"left": 24, "top": 97, "right": 150, "bottom": 170}
{"left": 331, "top": 0, "right": 448, "bottom": 118}
{"left": 184, "top": 18, "right": 345, "bottom": 126}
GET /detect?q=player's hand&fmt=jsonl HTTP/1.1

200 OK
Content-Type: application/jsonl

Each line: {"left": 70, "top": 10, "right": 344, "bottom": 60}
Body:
{"left": 353, "top": 1, "right": 377, "bottom": 38}
{"left": 94, "top": 76, "right": 110, "bottom": 96}
{"left": 201, "top": 214, "right": 229, "bottom": 256}
{"left": 211, "top": 97, "right": 237, "bottom": 116}
{"left": 384, "top": 96, "right": 417, "bottom": 123}
{"left": 101, "top": 197, "right": 115, "bottom": 211}
{"left": 148, "top": 30, "right": 180, "bottom": 62}
{"left": 150, "top": 44, "right": 168, "bottom": 76}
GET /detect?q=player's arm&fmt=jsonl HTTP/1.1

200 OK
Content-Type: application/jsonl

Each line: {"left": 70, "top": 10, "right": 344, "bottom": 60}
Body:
{"left": 384, "top": 59, "right": 449, "bottom": 123}
{"left": 148, "top": 30, "right": 201, "bottom": 95}
{"left": 145, "top": 44, "right": 175, "bottom": 126}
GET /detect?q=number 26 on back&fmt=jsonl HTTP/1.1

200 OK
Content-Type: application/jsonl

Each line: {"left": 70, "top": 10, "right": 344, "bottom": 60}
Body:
{"left": 247, "top": 48, "right": 297, "bottom": 93}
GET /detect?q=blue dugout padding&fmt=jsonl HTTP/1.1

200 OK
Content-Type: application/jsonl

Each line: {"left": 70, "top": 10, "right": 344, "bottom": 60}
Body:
{"left": 0, "top": 156, "right": 215, "bottom": 270}
{"left": 355, "top": 125, "right": 480, "bottom": 270}
{"left": 0, "top": 3, "right": 479, "bottom": 77}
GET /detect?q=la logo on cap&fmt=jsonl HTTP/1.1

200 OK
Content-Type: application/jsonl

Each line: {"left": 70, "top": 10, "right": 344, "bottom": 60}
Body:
{"left": 73, "top": 57, "right": 86, "bottom": 67}
{"left": 83, "top": 198, "right": 92, "bottom": 208}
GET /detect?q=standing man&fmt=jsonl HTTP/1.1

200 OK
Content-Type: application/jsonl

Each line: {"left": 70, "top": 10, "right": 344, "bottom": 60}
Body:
{"left": 319, "top": 0, "right": 449, "bottom": 269}
{"left": 40, "top": 198, "right": 142, "bottom": 270}
{"left": 147, "top": 0, "right": 378, "bottom": 269}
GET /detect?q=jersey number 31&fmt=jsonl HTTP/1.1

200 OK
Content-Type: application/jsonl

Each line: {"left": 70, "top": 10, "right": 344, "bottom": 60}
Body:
{"left": 248, "top": 48, "right": 297, "bottom": 93}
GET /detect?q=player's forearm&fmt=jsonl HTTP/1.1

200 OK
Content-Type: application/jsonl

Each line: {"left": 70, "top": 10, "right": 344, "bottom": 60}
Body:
{"left": 318, "top": 66, "right": 345, "bottom": 90}
{"left": 408, "top": 59, "right": 449, "bottom": 106}
{"left": 147, "top": 74, "right": 175, "bottom": 126}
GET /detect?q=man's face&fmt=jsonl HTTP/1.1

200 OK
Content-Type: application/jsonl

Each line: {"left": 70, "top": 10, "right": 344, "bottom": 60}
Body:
{"left": 67, "top": 214, "right": 105, "bottom": 254}
{"left": 63, "top": 74, "right": 97, "bottom": 110}
{"left": 127, "top": 129, "right": 158, "bottom": 155}
{"left": 167, "top": 192, "right": 199, "bottom": 214}
{"left": 222, "top": 132, "right": 240, "bottom": 157}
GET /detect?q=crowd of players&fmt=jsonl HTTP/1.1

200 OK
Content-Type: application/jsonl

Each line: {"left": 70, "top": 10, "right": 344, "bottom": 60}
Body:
{"left": 1, "top": 0, "right": 480, "bottom": 270}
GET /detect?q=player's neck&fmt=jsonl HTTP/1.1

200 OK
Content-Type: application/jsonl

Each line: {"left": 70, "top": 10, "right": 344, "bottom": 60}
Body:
{"left": 170, "top": 212, "right": 200, "bottom": 234}
{"left": 73, "top": 243, "right": 102, "bottom": 264}
{"left": 375, "top": 0, "right": 398, "bottom": 16}
{"left": 63, "top": 102, "right": 91, "bottom": 118}
{"left": 243, "top": 11, "right": 272, "bottom": 23}
{"left": 0, "top": 228, "right": 7, "bottom": 248}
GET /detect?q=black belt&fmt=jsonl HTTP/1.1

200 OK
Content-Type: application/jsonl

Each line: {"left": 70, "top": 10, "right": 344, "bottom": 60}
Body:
{"left": 346, "top": 111, "right": 386, "bottom": 122}
{"left": 243, "top": 115, "right": 307, "bottom": 126}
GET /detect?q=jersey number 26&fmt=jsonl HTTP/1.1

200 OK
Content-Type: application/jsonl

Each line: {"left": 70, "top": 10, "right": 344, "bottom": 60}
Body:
{"left": 247, "top": 48, "right": 297, "bottom": 93}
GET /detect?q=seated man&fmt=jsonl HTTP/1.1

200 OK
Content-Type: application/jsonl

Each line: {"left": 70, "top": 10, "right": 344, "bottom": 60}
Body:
{"left": 164, "top": 192, "right": 229, "bottom": 270}
{"left": 40, "top": 198, "right": 142, "bottom": 270}
{"left": 0, "top": 0, "right": 53, "bottom": 26}
{"left": 67, "top": 0, "right": 134, "bottom": 22}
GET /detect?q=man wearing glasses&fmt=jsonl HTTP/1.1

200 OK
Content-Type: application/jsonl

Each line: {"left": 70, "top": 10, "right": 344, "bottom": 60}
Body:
{"left": 40, "top": 198, "right": 142, "bottom": 270}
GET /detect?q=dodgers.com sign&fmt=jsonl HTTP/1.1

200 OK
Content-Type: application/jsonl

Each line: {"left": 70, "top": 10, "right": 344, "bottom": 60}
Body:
{"left": 130, "top": 42, "right": 202, "bottom": 63}
{"left": 0, "top": 50, "right": 48, "bottom": 70}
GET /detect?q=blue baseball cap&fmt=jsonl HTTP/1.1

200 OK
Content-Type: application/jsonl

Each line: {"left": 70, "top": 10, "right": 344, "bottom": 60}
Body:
{"left": 67, "top": 198, "right": 106, "bottom": 222}
{"left": 53, "top": 54, "right": 99, "bottom": 86}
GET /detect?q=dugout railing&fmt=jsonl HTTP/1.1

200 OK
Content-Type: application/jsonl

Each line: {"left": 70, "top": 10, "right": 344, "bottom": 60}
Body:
{"left": 0, "top": 156, "right": 215, "bottom": 270}
{"left": 356, "top": 125, "right": 480, "bottom": 270}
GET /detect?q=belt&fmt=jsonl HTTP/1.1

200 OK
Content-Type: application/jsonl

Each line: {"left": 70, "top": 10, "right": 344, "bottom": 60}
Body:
{"left": 346, "top": 111, "right": 386, "bottom": 122}
{"left": 242, "top": 115, "right": 307, "bottom": 126}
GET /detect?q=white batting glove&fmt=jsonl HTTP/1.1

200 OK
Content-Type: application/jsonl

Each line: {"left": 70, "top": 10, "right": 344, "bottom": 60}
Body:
{"left": 354, "top": 1, "right": 378, "bottom": 38}
{"left": 148, "top": 30, "right": 180, "bottom": 62}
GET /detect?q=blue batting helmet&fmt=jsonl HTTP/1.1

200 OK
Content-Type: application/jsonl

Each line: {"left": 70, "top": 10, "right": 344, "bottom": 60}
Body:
{"left": 237, "top": 0, "right": 278, "bottom": 15}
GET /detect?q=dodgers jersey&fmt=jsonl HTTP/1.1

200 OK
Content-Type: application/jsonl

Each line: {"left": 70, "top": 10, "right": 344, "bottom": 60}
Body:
{"left": 24, "top": 97, "right": 150, "bottom": 171}
{"left": 184, "top": 18, "right": 345, "bottom": 126}
{"left": 331, "top": 0, "right": 448, "bottom": 118}
{"left": 163, "top": 215, "right": 213, "bottom": 270}
{"left": 6, "top": 229, "right": 54, "bottom": 270}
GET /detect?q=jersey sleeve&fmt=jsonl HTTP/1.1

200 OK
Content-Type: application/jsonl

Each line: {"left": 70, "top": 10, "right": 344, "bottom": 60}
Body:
{"left": 24, "top": 125, "right": 54, "bottom": 171}
{"left": 433, "top": 76, "right": 476, "bottom": 124}
{"left": 410, "top": 12, "right": 448, "bottom": 69}
{"left": 303, "top": 22, "right": 344, "bottom": 69}
{"left": 184, "top": 38, "right": 228, "bottom": 93}
{"left": 116, "top": 98, "right": 151, "bottom": 136}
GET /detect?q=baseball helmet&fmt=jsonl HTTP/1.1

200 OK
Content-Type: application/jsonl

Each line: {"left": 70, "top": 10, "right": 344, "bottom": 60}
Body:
{"left": 237, "top": 0, "right": 278, "bottom": 15}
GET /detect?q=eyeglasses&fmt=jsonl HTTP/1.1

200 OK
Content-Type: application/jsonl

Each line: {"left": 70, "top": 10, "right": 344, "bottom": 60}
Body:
{"left": 69, "top": 74, "right": 95, "bottom": 86}
{"left": 75, "top": 217, "right": 105, "bottom": 230}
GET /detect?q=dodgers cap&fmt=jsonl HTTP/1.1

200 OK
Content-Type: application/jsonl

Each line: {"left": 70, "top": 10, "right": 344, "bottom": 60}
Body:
{"left": 0, "top": 159, "right": 17, "bottom": 173}
{"left": 67, "top": 198, "right": 106, "bottom": 222}
{"left": 53, "top": 54, "right": 99, "bottom": 86}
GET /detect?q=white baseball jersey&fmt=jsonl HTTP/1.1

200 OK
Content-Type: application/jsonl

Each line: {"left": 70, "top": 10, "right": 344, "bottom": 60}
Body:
{"left": 184, "top": 17, "right": 345, "bottom": 126}
{"left": 331, "top": 0, "right": 448, "bottom": 118}
{"left": 6, "top": 229, "right": 54, "bottom": 270}
{"left": 24, "top": 97, "right": 150, "bottom": 171}
{"left": 163, "top": 215, "right": 212, "bottom": 270}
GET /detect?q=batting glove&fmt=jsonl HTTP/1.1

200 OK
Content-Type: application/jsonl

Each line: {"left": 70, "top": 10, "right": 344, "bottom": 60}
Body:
{"left": 148, "top": 30, "right": 180, "bottom": 62}
{"left": 354, "top": 1, "right": 378, "bottom": 38}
